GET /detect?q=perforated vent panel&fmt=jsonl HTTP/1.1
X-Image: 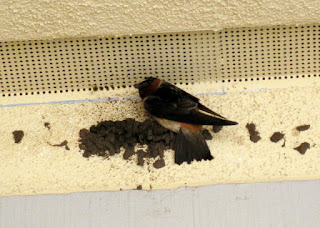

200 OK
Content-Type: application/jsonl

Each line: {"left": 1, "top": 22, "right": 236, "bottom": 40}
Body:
{"left": 0, "top": 24, "right": 319, "bottom": 97}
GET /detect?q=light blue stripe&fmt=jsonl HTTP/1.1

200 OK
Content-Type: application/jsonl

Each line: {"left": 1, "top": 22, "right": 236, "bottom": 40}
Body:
{"left": 0, "top": 88, "right": 267, "bottom": 108}
{"left": 243, "top": 88, "right": 266, "bottom": 92}
{"left": 222, "top": 85, "right": 226, "bottom": 94}
{"left": 0, "top": 97, "right": 125, "bottom": 108}
{"left": 194, "top": 91, "right": 225, "bottom": 96}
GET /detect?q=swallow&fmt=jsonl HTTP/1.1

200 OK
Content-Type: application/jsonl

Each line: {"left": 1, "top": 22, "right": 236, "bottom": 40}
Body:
{"left": 134, "top": 77, "right": 238, "bottom": 165}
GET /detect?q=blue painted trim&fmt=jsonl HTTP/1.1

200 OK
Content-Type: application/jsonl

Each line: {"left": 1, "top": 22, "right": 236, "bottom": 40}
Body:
{"left": 0, "top": 88, "right": 267, "bottom": 108}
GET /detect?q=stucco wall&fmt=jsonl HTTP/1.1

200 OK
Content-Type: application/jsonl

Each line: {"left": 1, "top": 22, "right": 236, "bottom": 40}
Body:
{"left": 0, "top": 0, "right": 319, "bottom": 42}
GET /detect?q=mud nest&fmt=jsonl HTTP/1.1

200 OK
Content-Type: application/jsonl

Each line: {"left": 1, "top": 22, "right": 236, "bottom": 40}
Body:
{"left": 79, "top": 118, "right": 212, "bottom": 167}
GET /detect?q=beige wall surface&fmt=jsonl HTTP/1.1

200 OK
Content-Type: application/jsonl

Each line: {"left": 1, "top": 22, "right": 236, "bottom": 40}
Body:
{"left": 0, "top": 0, "right": 319, "bottom": 42}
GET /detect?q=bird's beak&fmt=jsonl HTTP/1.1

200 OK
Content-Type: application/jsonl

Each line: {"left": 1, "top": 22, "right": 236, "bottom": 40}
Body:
{"left": 134, "top": 83, "right": 142, "bottom": 89}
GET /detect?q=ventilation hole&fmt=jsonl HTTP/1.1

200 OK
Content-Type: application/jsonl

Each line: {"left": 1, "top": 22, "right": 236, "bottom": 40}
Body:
{"left": 1, "top": 24, "right": 319, "bottom": 97}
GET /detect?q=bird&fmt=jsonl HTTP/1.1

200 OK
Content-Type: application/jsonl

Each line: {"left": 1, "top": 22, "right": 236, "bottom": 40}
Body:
{"left": 134, "top": 77, "right": 238, "bottom": 165}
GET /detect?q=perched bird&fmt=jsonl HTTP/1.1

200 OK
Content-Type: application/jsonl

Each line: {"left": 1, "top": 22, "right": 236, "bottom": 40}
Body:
{"left": 134, "top": 77, "right": 238, "bottom": 165}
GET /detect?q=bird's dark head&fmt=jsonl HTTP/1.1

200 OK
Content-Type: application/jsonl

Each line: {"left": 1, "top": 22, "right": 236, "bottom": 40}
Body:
{"left": 134, "top": 77, "right": 162, "bottom": 98}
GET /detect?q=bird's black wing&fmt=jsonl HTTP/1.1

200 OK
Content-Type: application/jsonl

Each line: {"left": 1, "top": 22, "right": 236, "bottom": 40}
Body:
{"left": 155, "top": 82, "right": 228, "bottom": 119}
{"left": 144, "top": 95, "right": 197, "bottom": 117}
{"left": 144, "top": 95, "right": 237, "bottom": 126}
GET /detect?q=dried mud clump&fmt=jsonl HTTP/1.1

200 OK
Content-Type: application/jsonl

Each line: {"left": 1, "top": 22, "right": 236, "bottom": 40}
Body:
{"left": 246, "top": 123, "right": 261, "bottom": 143}
{"left": 79, "top": 119, "right": 212, "bottom": 168}
{"left": 270, "top": 132, "right": 285, "bottom": 143}
{"left": 44, "top": 122, "right": 51, "bottom": 130}
{"left": 51, "top": 140, "right": 70, "bottom": 150}
{"left": 294, "top": 142, "right": 310, "bottom": 155}
{"left": 296, "top": 125, "right": 310, "bottom": 132}
{"left": 13, "top": 130, "right": 24, "bottom": 144}
{"left": 212, "top": 126, "right": 223, "bottom": 133}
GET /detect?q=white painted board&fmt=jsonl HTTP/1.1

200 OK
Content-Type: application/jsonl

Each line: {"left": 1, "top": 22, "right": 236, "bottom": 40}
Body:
{"left": 1, "top": 180, "right": 319, "bottom": 228}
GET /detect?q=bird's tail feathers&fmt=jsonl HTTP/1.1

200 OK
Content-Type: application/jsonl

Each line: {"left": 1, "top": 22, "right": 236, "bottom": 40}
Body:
{"left": 175, "top": 127, "right": 213, "bottom": 165}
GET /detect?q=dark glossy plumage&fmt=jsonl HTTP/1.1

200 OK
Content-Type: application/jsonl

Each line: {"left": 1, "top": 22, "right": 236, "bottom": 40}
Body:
{"left": 134, "top": 77, "right": 238, "bottom": 165}
{"left": 143, "top": 80, "right": 238, "bottom": 126}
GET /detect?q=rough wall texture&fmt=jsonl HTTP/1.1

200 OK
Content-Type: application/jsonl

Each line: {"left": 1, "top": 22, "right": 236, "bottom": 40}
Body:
{"left": 0, "top": 0, "right": 319, "bottom": 42}
{"left": 1, "top": 81, "right": 320, "bottom": 196}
